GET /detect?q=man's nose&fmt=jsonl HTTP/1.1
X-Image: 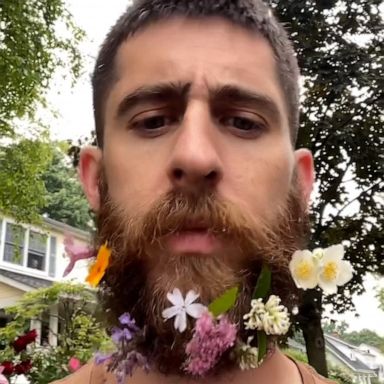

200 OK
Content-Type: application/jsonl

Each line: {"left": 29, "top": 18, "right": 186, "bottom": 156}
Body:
{"left": 167, "top": 107, "right": 223, "bottom": 191}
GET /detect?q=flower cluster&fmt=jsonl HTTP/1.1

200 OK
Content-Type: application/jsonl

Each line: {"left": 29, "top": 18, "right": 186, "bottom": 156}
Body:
{"left": 244, "top": 295, "right": 290, "bottom": 336}
{"left": 289, "top": 244, "right": 353, "bottom": 294}
{"left": 184, "top": 312, "right": 237, "bottom": 376}
{"left": 95, "top": 313, "right": 148, "bottom": 384}
{"left": 11, "top": 329, "right": 37, "bottom": 353}
{"left": 237, "top": 338, "right": 259, "bottom": 371}
{"left": 0, "top": 329, "right": 37, "bottom": 378}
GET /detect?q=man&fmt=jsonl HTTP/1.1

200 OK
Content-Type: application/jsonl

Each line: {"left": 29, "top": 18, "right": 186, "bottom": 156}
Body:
{"left": 54, "top": 0, "right": 334, "bottom": 383}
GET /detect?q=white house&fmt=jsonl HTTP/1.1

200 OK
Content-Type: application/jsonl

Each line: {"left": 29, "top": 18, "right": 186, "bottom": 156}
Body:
{"left": 0, "top": 214, "right": 92, "bottom": 345}
{"left": 358, "top": 344, "right": 384, "bottom": 383}
{"left": 325, "top": 334, "right": 378, "bottom": 384}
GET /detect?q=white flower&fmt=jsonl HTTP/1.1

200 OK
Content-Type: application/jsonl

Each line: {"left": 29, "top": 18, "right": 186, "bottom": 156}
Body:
{"left": 289, "top": 249, "right": 318, "bottom": 290}
{"left": 243, "top": 296, "right": 290, "bottom": 336}
{"left": 261, "top": 295, "right": 290, "bottom": 335}
{"left": 317, "top": 244, "right": 354, "bottom": 294}
{"left": 162, "top": 288, "right": 206, "bottom": 333}
{"left": 243, "top": 298, "right": 265, "bottom": 331}
{"left": 238, "top": 338, "right": 259, "bottom": 370}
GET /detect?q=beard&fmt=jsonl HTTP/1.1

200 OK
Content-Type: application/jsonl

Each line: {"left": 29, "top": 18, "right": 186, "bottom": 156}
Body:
{"left": 95, "top": 170, "right": 310, "bottom": 375}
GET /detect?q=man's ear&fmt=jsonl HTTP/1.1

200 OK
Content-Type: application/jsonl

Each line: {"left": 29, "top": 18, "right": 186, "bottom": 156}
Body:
{"left": 294, "top": 148, "right": 315, "bottom": 205}
{"left": 78, "top": 146, "right": 102, "bottom": 212}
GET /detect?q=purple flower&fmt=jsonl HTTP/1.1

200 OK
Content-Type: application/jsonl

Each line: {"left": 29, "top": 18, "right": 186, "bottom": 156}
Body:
{"left": 184, "top": 312, "right": 237, "bottom": 376}
{"left": 115, "top": 351, "right": 149, "bottom": 384}
{"left": 111, "top": 327, "right": 134, "bottom": 344}
{"left": 94, "top": 352, "right": 111, "bottom": 365}
{"left": 118, "top": 313, "right": 139, "bottom": 332}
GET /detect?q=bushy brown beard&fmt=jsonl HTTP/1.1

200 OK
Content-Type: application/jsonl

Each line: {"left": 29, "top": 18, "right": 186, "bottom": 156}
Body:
{"left": 95, "top": 171, "right": 310, "bottom": 375}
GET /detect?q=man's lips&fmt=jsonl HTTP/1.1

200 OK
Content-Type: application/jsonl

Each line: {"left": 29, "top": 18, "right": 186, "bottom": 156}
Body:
{"left": 165, "top": 228, "right": 221, "bottom": 255}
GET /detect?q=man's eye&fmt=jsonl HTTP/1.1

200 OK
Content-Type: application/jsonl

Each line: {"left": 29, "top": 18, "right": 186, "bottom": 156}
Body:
{"left": 220, "top": 116, "right": 266, "bottom": 136}
{"left": 131, "top": 114, "right": 178, "bottom": 135}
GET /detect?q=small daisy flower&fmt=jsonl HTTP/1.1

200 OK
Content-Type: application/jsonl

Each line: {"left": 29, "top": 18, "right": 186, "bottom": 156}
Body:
{"left": 162, "top": 288, "right": 206, "bottom": 333}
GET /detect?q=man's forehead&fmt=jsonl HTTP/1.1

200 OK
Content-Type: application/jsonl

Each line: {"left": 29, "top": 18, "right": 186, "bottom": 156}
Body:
{"left": 112, "top": 16, "right": 278, "bottom": 83}
{"left": 105, "top": 17, "right": 288, "bottom": 124}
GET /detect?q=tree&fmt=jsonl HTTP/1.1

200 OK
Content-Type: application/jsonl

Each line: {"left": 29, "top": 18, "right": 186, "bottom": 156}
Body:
{"left": 42, "top": 145, "right": 93, "bottom": 231}
{"left": 268, "top": 0, "right": 383, "bottom": 376}
{"left": 67, "top": 0, "right": 383, "bottom": 376}
{"left": 0, "top": 282, "right": 110, "bottom": 383}
{"left": 322, "top": 320, "right": 348, "bottom": 337}
{"left": 0, "top": 0, "right": 84, "bottom": 223}
{"left": 342, "top": 329, "right": 384, "bottom": 353}
{"left": 0, "top": 139, "right": 52, "bottom": 223}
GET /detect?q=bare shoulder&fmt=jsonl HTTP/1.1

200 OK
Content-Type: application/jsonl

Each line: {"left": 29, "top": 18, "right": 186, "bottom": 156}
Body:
{"left": 49, "top": 362, "right": 115, "bottom": 384}
{"left": 297, "top": 361, "right": 337, "bottom": 384}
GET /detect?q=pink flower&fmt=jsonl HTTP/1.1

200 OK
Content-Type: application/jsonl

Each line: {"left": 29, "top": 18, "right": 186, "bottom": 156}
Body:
{"left": 0, "top": 366, "right": 9, "bottom": 384}
{"left": 184, "top": 312, "right": 237, "bottom": 376}
{"left": 68, "top": 357, "right": 81, "bottom": 372}
{"left": 63, "top": 236, "right": 94, "bottom": 277}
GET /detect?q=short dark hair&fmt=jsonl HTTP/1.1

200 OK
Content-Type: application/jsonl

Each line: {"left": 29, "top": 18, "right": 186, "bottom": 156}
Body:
{"left": 92, "top": 0, "right": 300, "bottom": 147}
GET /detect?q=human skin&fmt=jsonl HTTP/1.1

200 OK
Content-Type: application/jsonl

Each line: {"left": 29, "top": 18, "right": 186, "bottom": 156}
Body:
{"left": 79, "top": 17, "right": 314, "bottom": 383}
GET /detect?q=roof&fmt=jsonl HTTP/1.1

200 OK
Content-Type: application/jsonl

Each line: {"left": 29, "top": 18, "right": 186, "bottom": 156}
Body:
{"left": 325, "top": 334, "right": 376, "bottom": 374}
{"left": 0, "top": 268, "right": 53, "bottom": 290}
{"left": 43, "top": 217, "right": 90, "bottom": 241}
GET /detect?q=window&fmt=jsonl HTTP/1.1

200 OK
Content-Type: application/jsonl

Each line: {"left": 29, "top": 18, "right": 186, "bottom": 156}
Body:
{"left": 27, "top": 231, "right": 47, "bottom": 271}
{"left": 3, "top": 223, "right": 25, "bottom": 266}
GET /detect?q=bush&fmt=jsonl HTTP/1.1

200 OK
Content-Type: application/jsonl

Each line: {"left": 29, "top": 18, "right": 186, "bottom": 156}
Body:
{"left": 328, "top": 365, "right": 354, "bottom": 384}
{"left": 0, "top": 282, "right": 110, "bottom": 383}
{"left": 283, "top": 348, "right": 308, "bottom": 363}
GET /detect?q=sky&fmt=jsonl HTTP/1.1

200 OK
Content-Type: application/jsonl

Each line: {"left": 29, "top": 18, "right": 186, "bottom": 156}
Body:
{"left": 47, "top": 1, "right": 384, "bottom": 336}
{"left": 47, "top": 0, "right": 131, "bottom": 141}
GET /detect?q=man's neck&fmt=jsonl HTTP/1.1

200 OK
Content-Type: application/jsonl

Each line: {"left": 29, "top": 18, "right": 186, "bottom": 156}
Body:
{"left": 124, "top": 349, "right": 302, "bottom": 384}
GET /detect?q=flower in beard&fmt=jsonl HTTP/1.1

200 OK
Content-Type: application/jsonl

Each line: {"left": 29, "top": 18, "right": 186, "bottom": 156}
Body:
{"left": 243, "top": 298, "right": 265, "bottom": 331}
{"left": 261, "top": 295, "right": 290, "bottom": 335}
{"left": 243, "top": 296, "right": 290, "bottom": 335}
{"left": 86, "top": 242, "right": 111, "bottom": 287}
{"left": 237, "top": 338, "right": 259, "bottom": 371}
{"left": 97, "top": 173, "right": 309, "bottom": 375}
{"left": 162, "top": 289, "right": 206, "bottom": 333}
{"left": 184, "top": 312, "right": 237, "bottom": 376}
{"left": 114, "top": 351, "right": 149, "bottom": 384}
{"left": 95, "top": 312, "right": 148, "bottom": 381}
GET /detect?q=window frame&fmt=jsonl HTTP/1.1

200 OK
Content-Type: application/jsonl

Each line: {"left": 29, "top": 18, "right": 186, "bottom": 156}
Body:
{"left": 0, "top": 218, "right": 56, "bottom": 277}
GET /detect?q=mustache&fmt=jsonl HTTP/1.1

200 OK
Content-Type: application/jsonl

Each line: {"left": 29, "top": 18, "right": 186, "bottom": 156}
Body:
{"left": 96, "top": 188, "right": 280, "bottom": 258}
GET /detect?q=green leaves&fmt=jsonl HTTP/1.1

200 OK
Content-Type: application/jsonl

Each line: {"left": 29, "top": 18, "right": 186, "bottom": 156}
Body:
{"left": 252, "top": 264, "right": 272, "bottom": 300}
{"left": 1, "top": 0, "right": 84, "bottom": 224}
{"left": 0, "top": 282, "right": 108, "bottom": 384}
{"left": 257, "top": 331, "right": 268, "bottom": 363}
{"left": 208, "top": 286, "right": 239, "bottom": 318}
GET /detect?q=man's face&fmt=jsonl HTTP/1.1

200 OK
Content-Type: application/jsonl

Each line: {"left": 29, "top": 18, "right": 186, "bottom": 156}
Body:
{"left": 80, "top": 16, "right": 314, "bottom": 374}
{"left": 84, "top": 16, "right": 313, "bottom": 239}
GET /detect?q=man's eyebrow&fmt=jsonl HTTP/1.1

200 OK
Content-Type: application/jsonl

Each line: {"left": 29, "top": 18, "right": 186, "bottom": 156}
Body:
{"left": 116, "top": 82, "right": 191, "bottom": 119}
{"left": 210, "top": 84, "right": 282, "bottom": 125}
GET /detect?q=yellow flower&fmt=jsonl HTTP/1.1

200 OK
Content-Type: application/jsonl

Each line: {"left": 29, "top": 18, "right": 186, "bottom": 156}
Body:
{"left": 86, "top": 243, "right": 111, "bottom": 287}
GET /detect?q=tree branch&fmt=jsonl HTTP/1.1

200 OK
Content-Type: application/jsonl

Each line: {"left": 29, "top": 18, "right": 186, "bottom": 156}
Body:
{"left": 333, "top": 181, "right": 381, "bottom": 219}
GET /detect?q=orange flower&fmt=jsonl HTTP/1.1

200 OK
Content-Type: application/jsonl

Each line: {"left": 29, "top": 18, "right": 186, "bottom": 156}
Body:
{"left": 86, "top": 243, "right": 111, "bottom": 287}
